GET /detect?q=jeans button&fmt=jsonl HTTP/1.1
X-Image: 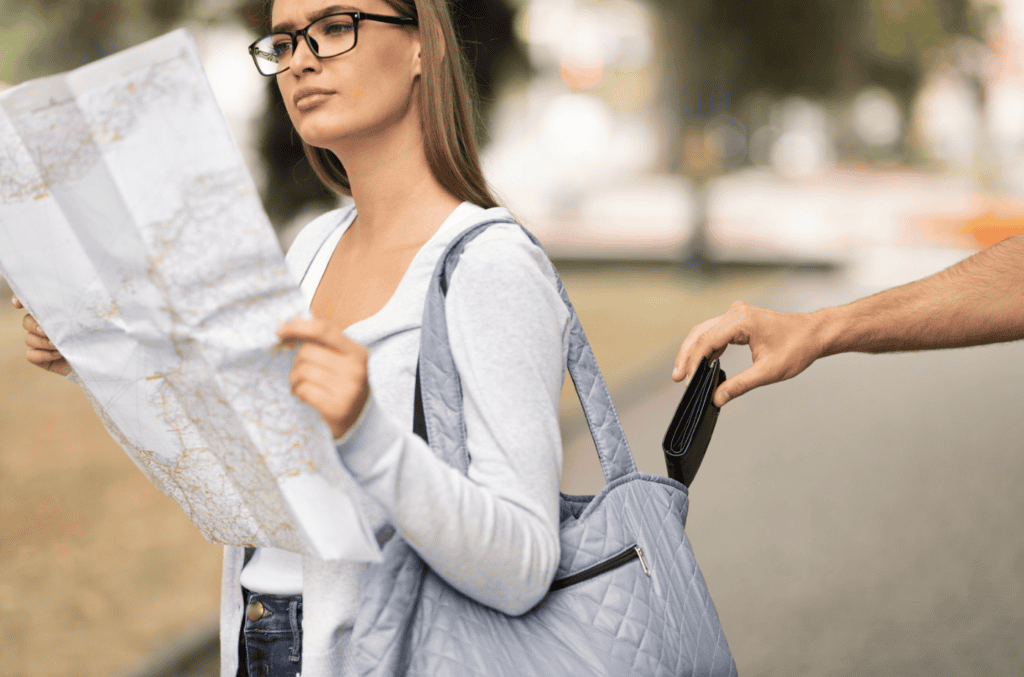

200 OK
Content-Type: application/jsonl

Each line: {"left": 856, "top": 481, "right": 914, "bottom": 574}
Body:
{"left": 246, "top": 600, "right": 267, "bottom": 622}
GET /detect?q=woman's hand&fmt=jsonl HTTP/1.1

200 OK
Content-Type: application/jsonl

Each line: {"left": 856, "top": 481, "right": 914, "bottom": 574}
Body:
{"left": 12, "top": 296, "right": 72, "bottom": 377}
{"left": 277, "top": 316, "right": 370, "bottom": 439}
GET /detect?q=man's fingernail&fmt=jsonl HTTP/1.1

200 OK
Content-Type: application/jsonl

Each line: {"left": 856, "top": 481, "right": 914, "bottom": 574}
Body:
{"left": 719, "top": 391, "right": 730, "bottom": 405}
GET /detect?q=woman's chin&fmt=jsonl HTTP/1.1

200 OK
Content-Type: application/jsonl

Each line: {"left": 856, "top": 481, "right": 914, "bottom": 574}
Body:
{"left": 292, "top": 105, "right": 413, "bottom": 153}
{"left": 293, "top": 121, "right": 350, "bottom": 151}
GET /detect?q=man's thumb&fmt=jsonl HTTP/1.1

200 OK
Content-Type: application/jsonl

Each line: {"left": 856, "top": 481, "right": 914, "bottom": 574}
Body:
{"left": 713, "top": 363, "right": 771, "bottom": 407}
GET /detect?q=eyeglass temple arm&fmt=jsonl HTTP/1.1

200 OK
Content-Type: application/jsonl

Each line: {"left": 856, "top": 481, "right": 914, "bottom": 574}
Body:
{"left": 358, "top": 12, "right": 417, "bottom": 26}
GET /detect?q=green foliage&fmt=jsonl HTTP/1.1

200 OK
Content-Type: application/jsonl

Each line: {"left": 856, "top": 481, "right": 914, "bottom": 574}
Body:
{"left": 647, "top": 0, "right": 979, "bottom": 118}
{"left": 0, "top": 0, "right": 196, "bottom": 84}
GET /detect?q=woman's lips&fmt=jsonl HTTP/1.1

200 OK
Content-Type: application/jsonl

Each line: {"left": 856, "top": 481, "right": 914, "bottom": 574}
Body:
{"left": 293, "top": 88, "right": 335, "bottom": 111}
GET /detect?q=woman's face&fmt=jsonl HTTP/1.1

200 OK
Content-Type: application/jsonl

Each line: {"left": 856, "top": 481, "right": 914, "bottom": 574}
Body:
{"left": 271, "top": 0, "right": 422, "bottom": 151}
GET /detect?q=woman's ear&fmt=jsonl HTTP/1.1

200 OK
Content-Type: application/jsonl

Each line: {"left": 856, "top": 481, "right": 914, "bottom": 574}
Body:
{"left": 411, "top": 24, "right": 446, "bottom": 77}
{"left": 411, "top": 30, "right": 424, "bottom": 77}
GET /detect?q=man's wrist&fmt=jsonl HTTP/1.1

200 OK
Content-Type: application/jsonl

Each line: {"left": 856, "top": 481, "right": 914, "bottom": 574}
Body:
{"left": 811, "top": 305, "right": 849, "bottom": 358}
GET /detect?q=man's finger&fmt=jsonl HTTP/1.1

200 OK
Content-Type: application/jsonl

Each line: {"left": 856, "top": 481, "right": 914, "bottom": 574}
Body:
{"left": 673, "top": 317, "right": 721, "bottom": 381}
{"left": 12, "top": 296, "right": 22, "bottom": 309}
{"left": 712, "top": 360, "right": 776, "bottom": 407}
{"left": 673, "top": 315, "right": 745, "bottom": 382}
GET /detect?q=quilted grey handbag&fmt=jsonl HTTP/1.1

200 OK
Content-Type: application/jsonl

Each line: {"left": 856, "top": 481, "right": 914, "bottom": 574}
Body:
{"left": 351, "top": 220, "right": 737, "bottom": 676}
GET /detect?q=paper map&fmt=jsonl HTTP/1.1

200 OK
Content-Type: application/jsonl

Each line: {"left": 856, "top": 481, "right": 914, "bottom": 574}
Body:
{"left": 0, "top": 30, "right": 379, "bottom": 562}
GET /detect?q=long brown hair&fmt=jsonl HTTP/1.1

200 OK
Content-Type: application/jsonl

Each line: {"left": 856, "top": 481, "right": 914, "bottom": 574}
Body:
{"left": 301, "top": 0, "right": 497, "bottom": 208}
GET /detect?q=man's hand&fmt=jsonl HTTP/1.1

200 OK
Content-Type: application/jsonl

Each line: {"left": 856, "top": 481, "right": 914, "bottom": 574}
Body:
{"left": 13, "top": 296, "right": 72, "bottom": 377}
{"left": 277, "top": 317, "right": 370, "bottom": 439}
{"left": 672, "top": 301, "right": 827, "bottom": 407}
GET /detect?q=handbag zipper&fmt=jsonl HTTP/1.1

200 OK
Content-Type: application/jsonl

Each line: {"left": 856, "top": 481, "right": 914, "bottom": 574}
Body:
{"left": 550, "top": 545, "right": 650, "bottom": 591}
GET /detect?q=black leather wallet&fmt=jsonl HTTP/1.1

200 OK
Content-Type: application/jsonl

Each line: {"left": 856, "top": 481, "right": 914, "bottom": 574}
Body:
{"left": 663, "top": 356, "right": 726, "bottom": 487}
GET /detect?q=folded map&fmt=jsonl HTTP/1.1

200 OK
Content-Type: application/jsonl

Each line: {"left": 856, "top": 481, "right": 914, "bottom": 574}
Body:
{"left": 0, "top": 29, "right": 380, "bottom": 562}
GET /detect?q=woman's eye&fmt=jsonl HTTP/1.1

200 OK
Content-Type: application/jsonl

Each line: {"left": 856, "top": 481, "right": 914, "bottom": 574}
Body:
{"left": 272, "top": 39, "right": 293, "bottom": 55}
{"left": 322, "top": 20, "right": 354, "bottom": 35}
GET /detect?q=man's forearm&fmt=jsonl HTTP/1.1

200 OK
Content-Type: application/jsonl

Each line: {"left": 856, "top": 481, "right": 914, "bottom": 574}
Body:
{"left": 817, "top": 234, "right": 1024, "bottom": 356}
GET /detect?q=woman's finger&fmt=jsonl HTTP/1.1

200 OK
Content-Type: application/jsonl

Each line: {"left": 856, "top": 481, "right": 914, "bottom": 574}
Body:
{"left": 25, "top": 331, "right": 57, "bottom": 351}
{"left": 26, "top": 347, "right": 63, "bottom": 368}
{"left": 12, "top": 296, "right": 23, "bottom": 309}
{"left": 277, "top": 317, "right": 328, "bottom": 342}
{"left": 278, "top": 317, "right": 358, "bottom": 354}
{"left": 290, "top": 355, "right": 344, "bottom": 392}
{"left": 290, "top": 373, "right": 367, "bottom": 439}
{"left": 295, "top": 340, "right": 365, "bottom": 370}
{"left": 290, "top": 378, "right": 334, "bottom": 409}
{"left": 21, "top": 313, "right": 46, "bottom": 337}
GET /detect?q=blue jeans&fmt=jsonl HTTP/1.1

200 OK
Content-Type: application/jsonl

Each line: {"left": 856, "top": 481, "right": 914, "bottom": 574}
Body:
{"left": 240, "top": 591, "right": 303, "bottom": 677}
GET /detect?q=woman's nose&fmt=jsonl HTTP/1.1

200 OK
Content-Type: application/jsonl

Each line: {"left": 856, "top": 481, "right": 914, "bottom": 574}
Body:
{"left": 290, "top": 34, "right": 320, "bottom": 71}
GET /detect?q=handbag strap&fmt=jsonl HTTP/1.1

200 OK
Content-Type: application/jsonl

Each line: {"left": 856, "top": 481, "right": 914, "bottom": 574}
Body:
{"left": 416, "top": 219, "right": 637, "bottom": 483}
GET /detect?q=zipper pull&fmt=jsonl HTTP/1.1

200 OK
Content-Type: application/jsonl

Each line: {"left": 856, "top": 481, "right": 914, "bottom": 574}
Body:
{"left": 635, "top": 546, "right": 651, "bottom": 577}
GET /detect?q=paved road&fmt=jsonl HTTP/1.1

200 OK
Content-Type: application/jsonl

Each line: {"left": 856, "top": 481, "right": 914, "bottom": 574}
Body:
{"left": 564, "top": 264, "right": 1024, "bottom": 676}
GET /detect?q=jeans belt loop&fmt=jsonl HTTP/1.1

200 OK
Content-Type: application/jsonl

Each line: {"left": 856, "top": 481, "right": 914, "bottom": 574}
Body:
{"left": 288, "top": 598, "right": 301, "bottom": 663}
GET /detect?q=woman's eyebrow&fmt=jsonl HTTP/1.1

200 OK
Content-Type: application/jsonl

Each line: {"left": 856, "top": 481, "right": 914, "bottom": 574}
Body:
{"left": 272, "top": 5, "right": 359, "bottom": 33}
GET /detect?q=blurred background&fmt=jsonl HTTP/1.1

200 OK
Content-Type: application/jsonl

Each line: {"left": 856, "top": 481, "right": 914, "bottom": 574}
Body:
{"left": 2, "top": 0, "right": 1023, "bottom": 675}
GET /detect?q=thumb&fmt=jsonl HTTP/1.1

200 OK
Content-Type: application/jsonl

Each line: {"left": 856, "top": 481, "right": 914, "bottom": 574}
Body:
{"left": 712, "top": 361, "right": 775, "bottom": 407}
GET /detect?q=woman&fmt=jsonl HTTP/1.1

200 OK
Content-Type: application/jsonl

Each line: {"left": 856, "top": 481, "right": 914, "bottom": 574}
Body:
{"left": 17, "top": 0, "right": 568, "bottom": 674}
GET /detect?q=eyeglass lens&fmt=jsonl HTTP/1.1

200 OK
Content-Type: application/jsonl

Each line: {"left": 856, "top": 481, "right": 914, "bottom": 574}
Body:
{"left": 252, "top": 14, "right": 357, "bottom": 75}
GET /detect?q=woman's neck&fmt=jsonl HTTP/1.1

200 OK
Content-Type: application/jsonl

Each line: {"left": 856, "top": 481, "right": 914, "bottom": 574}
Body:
{"left": 330, "top": 107, "right": 461, "bottom": 252}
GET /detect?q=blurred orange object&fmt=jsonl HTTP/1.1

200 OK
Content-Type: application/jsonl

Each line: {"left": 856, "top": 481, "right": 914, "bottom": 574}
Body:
{"left": 919, "top": 197, "right": 1024, "bottom": 250}
{"left": 962, "top": 206, "right": 1024, "bottom": 247}
{"left": 559, "top": 59, "right": 604, "bottom": 89}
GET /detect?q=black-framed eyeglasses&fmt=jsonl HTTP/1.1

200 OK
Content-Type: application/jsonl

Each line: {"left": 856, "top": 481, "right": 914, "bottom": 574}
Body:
{"left": 248, "top": 11, "right": 417, "bottom": 76}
